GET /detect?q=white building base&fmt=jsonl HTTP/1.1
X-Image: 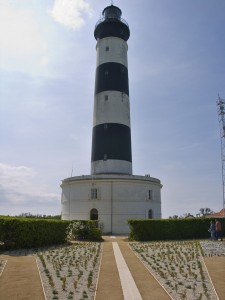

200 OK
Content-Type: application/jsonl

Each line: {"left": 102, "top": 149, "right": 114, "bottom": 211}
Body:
{"left": 61, "top": 174, "right": 162, "bottom": 235}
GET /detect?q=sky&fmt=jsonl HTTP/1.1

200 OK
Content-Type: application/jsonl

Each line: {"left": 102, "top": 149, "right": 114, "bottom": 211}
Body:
{"left": 1, "top": 0, "right": 225, "bottom": 218}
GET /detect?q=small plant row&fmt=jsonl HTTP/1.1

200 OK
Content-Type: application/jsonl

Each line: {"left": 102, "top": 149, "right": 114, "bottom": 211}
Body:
{"left": 0, "top": 259, "right": 7, "bottom": 277}
{"left": 37, "top": 242, "right": 102, "bottom": 300}
{"left": 130, "top": 241, "right": 218, "bottom": 300}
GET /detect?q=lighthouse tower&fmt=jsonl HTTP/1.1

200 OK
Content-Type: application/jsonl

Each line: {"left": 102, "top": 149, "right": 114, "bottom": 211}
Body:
{"left": 91, "top": 5, "right": 132, "bottom": 175}
{"left": 61, "top": 5, "right": 162, "bottom": 234}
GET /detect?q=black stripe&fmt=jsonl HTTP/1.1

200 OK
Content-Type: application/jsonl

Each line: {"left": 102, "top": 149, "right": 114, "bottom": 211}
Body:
{"left": 91, "top": 123, "right": 132, "bottom": 162}
{"left": 94, "top": 21, "right": 130, "bottom": 41}
{"left": 95, "top": 62, "right": 129, "bottom": 96}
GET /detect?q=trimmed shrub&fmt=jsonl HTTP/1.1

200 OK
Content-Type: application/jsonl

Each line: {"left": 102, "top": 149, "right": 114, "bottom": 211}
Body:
{"left": 0, "top": 217, "right": 70, "bottom": 249}
{"left": 128, "top": 218, "right": 225, "bottom": 241}
{"left": 0, "top": 217, "right": 103, "bottom": 249}
{"left": 66, "top": 220, "right": 103, "bottom": 241}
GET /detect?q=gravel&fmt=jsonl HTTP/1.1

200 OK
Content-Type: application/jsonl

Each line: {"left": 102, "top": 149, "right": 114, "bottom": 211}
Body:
{"left": 200, "top": 240, "right": 225, "bottom": 257}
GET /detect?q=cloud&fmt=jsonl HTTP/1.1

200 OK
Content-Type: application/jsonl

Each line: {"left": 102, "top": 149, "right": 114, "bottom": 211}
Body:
{"left": 0, "top": 2, "right": 49, "bottom": 72}
{"left": 50, "top": 0, "right": 93, "bottom": 29}
{"left": 0, "top": 163, "right": 60, "bottom": 208}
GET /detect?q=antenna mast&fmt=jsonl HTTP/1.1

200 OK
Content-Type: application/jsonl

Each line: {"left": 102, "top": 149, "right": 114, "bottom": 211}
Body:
{"left": 216, "top": 95, "right": 225, "bottom": 215}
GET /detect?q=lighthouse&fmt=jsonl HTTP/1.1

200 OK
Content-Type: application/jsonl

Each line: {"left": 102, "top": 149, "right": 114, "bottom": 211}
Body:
{"left": 61, "top": 5, "right": 162, "bottom": 234}
{"left": 91, "top": 5, "right": 132, "bottom": 175}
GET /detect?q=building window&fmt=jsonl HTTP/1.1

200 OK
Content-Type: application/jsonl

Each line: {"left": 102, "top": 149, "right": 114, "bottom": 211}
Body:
{"left": 91, "top": 188, "right": 98, "bottom": 199}
{"left": 105, "top": 46, "right": 109, "bottom": 51}
{"left": 90, "top": 208, "right": 98, "bottom": 220}
{"left": 148, "top": 209, "right": 153, "bottom": 219}
{"left": 105, "top": 95, "right": 108, "bottom": 100}
{"left": 148, "top": 190, "right": 153, "bottom": 200}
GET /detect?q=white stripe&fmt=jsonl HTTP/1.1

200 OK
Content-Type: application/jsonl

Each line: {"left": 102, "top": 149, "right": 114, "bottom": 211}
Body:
{"left": 91, "top": 160, "right": 132, "bottom": 175}
{"left": 0, "top": 260, "right": 7, "bottom": 277}
{"left": 94, "top": 244, "right": 104, "bottom": 300}
{"left": 93, "top": 91, "right": 130, "bottom": 127}
{"left": 96, "top": 37, "right": 128, "bottom": 67}
{"left": 112, "top": 242, "right": 142, "bottom": 300}
{"left": 35, "top": 258, "right": 47, "bottom": 300}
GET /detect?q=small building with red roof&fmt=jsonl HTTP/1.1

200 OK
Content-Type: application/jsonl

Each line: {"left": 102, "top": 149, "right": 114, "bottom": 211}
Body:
{"left": 206, "top": 208, "right": 225, "bottom": 218}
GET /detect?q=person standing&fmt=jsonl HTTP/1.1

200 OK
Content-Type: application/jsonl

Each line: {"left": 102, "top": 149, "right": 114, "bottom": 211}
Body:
{"left": 209, "top": 221, "right": 216, "bottom": 240}
{"left": 215, "top": 219, "right": 223, "bottom": 241}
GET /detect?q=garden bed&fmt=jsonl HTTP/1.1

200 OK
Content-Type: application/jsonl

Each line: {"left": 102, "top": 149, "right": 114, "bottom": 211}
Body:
{"left": 129, "top": 240, "right": 219, "bottom": 300}
{"left": 36, "top": 242, "right": 102, "bottom": 300}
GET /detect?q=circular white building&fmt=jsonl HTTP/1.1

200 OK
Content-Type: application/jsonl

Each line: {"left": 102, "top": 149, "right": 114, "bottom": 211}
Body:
{"left": 61, "top": 5, "right": 162, "bottom": 234}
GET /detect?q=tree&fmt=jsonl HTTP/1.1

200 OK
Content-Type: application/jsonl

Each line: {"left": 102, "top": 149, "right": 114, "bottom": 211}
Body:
{"left": 183, "top": 213, "right": 195, "bottom": 218}
{"left": 199, "top": 207, "right": 213, "bottom": 217}
{"left": 17, "top": 212, "right": 61, "bottom": 219}
{"left": 169, "top": 215, "right": 179, "bottom": 219}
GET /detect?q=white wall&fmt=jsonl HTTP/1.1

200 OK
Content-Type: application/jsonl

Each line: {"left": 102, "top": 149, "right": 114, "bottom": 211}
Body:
{"left": 61, "top": 174, "right": 162, "bottom": 234}
{"left": 91, "top": 160, "right": 132, "bottom": 176}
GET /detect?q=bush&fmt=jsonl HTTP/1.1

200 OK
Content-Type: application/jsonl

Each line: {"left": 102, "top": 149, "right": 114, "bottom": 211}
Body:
{"left": 128, "top": 218, "right": 225, "bottom": 241}
{"left": 0, "top": 217, "right": 103, "bottom": 249}
{"left": 66, "top": 220, "right": 103, "bottom": 241}
{"left": 0, "top": 216, "right": 70, "bottom": 249}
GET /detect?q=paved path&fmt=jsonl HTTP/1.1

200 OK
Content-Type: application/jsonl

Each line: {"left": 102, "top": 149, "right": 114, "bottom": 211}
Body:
{"left": 94, "top": 241, "right": 124, "bottom": 300}
{"left": 112, "top": 242, "right": 142, "bottom": 299}
{"left": 95, "top": 236, "right": 171, "bottom": 300}
{"left": 204, "top": 257, "right": 225, "bottom": 300}
{"left": 0, "top": 255, "right": 45, "bottom": 300}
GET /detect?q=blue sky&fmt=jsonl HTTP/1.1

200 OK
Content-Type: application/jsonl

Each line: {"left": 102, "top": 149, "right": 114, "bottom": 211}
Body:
{"left": 0, "top": 0, "right": 225, "bottom": 218}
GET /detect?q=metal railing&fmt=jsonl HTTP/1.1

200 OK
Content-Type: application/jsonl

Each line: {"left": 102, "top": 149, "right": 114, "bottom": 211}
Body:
{"left": 95, "top": 16, "right": 129, "bottom": 28}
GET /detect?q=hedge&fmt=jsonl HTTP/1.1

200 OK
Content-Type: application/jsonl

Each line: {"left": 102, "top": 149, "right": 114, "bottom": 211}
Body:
{"left": 0, "top": 217, "right": 71, "bottom": 249}
{"left": 128, "top": 218, "right": 225, "bottom": 241}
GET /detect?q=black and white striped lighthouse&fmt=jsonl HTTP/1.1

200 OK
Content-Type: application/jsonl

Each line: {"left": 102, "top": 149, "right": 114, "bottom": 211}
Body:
{"left": 61, "top": 4, "right": 162, "bottom": 233}
{"left": 91, "top": 5, "right": 132, "bottom": 175}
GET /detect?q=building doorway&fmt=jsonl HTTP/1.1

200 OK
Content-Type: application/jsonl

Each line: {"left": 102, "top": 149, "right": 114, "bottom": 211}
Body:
{"left": 90, "top": 208, "right": 98, "bottom": 220}
{"left": 148, "top": 209, "right": 153, "bottom": 219}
